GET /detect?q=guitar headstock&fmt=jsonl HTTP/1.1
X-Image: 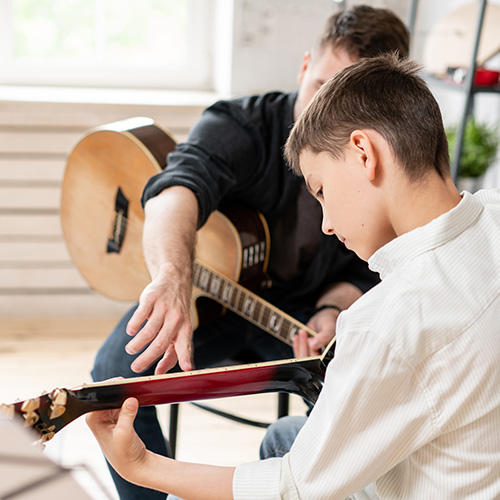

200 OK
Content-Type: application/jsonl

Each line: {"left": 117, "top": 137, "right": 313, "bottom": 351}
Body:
{"left": 1, "top": 388, "right": 70, "bottom": 443}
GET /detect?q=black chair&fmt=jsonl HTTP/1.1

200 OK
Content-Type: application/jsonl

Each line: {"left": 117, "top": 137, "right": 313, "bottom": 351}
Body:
{"left": 168, "top": 393, "right": 289, "bottom": 458}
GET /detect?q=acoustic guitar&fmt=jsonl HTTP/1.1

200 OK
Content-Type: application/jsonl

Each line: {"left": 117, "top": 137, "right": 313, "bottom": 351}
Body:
{"left": 61, "top": 117, "right": 317, "bottom": 346}
{"left": 2, "top": 342, "right": 333, "bottom": 443}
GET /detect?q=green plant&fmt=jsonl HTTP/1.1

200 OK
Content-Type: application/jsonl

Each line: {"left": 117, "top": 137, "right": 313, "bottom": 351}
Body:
{"left": 446, "top": 118, "right": 500, "bottom": 177}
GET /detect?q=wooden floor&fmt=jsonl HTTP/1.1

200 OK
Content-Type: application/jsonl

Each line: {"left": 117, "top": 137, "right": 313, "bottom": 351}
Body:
{"left": 0, "top": 319, "right": 307, "bottom": 499}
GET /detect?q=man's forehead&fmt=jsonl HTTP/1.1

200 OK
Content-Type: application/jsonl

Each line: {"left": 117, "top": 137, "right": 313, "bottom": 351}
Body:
{"left": 312, "top": 45, "right": 356, "bottom": 77}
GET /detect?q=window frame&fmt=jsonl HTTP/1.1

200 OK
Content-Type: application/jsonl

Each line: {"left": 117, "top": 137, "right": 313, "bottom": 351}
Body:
{"left": 0, "top": 0, "right": 215, "bottom": 91}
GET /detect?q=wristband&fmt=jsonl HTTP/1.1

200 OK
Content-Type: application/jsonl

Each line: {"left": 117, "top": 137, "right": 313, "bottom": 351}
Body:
{"left": 313, "top": 304, "right": 343, "bottom": 315}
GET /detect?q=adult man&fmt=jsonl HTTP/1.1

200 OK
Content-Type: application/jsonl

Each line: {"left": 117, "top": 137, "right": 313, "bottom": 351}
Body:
{"left": 89, "top": 52, "right": 500, "bottom": 500}
{"left": 91, "top": 6, "right": 409, "bottom": 499}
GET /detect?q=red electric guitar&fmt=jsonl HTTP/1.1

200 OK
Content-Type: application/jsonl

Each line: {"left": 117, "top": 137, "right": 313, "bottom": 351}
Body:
{"left": 3, "top": 343, "right": 334, "bottom": 443}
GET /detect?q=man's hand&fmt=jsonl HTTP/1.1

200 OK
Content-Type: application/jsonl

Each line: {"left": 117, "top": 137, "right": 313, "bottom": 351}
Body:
{"left": 125, "top": 266, "right": 194, "bottom": 375}
{"left": 294, "top": 282, "right": 362, "bottom": 357}
{"left": 125, "top": 186, "right": 199, "bottom": 375}
{"left": 293, "top": 306, "right": 340, "bottom": 358}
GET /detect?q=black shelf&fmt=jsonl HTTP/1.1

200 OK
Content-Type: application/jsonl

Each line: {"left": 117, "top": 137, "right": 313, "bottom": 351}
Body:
{"left": 411, "top": 0, "right": 490, "bottom": 181}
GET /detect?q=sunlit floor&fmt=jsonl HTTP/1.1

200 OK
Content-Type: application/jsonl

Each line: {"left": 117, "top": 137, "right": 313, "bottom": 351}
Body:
{"left": 0, "top": 319, "right": 307, "bottom": 499}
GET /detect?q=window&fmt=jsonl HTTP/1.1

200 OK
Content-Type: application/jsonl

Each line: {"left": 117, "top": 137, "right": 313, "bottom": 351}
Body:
{"left": 0, "top": 0, "right": 214, "bottom": 90}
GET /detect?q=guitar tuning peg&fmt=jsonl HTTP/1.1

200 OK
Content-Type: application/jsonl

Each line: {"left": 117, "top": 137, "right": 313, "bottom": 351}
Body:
{"left": 40, "top": 432, "right": 55, "bottom": 443}
{"left": 21, "top": 398, "right": 40, "bottom": 412}
{"left": 34, "top": 425, "right": 56, "bottom": 446}
{"left": 0, "top": 404, "right": 14, "bottom": 419}
{"left": 23, "top": 411, "right": 39, "bottom": 427}
{"left": 49, "top": 389, "right": 67, "bottom": 419}
{"left": 49, "top": 388, "right": 67, "bottom": 405}
{"left": 20, "top": 398, "right": 41, "bottom": 428}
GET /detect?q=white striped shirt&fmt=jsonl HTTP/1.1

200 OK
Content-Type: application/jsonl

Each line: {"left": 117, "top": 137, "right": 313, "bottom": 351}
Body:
{"left": 234, "top": 189, "right": 500, "bottom": 499}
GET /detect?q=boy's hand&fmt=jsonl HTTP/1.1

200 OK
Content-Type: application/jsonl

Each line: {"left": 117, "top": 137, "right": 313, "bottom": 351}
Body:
{"left": 86, "top": 398, "right": 148, "bottom": 484}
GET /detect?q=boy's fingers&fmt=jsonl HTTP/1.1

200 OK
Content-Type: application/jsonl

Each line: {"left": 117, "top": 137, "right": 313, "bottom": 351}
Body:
{"left": 117, "top": 398, "right": 139, "bottom": 429}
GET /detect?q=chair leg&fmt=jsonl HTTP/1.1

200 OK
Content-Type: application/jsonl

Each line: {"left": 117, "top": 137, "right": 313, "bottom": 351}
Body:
{"left": 168, "top": 394, "right": 289, "bottom": 459}
{"left": 277, "top": 393, "right": 289, "bottom": 418}
{"left": 169, "top": 404, "right": 180, "bottom": 458}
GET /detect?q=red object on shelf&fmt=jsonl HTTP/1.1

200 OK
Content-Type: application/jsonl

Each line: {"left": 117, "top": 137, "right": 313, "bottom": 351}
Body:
{"left": 474, "top": 67, "right": 500, "bottom": 86}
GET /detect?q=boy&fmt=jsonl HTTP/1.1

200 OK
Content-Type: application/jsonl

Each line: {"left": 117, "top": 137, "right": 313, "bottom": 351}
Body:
{"left": 91, "top": 8, "right": 409, "bottom": 497}
{"left": 87, "top": 53, "right": 500, "bottom": 499}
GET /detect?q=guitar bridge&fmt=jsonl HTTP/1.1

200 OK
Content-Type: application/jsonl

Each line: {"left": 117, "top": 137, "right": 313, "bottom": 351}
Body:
{"left": 107, "top": 186, "right": 129, "bottom": 253}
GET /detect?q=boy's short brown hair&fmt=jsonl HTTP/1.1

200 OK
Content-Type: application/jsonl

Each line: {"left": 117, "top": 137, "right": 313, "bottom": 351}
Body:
{"left": 317, "top": 6, "right": 410, "bottom": 61}
{"left": 285, "top": 53, "right": 450, "bottom": 181}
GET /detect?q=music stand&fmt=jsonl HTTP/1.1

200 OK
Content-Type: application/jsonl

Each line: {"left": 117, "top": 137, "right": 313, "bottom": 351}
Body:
{"left": 0, "top": 415, "right": 103, "bottom": 499}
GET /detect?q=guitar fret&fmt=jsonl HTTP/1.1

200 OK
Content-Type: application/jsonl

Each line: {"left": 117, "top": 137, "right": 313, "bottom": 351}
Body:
{"left": 287, "top": 322, "right": 299, "bottom": 342}
{"left": 221, "top": 280, "right": 233, "bottom": 304}
{"left": 193, "top": 263, "right": 308, "bottom": 347}
{"left": 260, "top": 305, "right": 271, "bottom": 330}
{"left": 268, "top": 311, "right": 283, "bottom": 335}
{"left": 193, "top": 264, "right": 201, "bottom": 288}
{"left": 254, "top": 302, "right": 264, "bottom": 327}
{"left": 200, "top": 269, "right": 210, "bottom": 291}
{"left": 210, "top": 275, "right": 221, "bottom": 297}
{"left": 281, "top": 318, "right": 297, "bottom": 343}
{"left": 242, "top": 294, "right": 255, "bottom": 318}
{"left": 235, "top": 288, "right": 244, "bottom": 313}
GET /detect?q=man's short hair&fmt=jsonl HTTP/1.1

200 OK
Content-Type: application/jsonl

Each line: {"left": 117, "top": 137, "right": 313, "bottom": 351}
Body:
{"left": 316, "top": 5, "right": 410, "bottom": 60}
{"left": 285, "top": 53, "right": 450, "bottom": 181}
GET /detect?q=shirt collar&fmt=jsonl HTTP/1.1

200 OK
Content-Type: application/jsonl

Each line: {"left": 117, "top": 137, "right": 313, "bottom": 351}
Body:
{"left": 369, "top": 191, "right": 484, "bottom": 280}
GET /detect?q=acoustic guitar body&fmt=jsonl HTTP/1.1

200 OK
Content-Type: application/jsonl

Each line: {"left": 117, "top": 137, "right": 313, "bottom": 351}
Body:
{"left": 61, "top": 117, "right": 270, "bottom": 307}
{"left": 61, "top": 117, "right": 315, "bottom": 346}
{"left": 61, "top": 117, "right": 174, "bottom": 300}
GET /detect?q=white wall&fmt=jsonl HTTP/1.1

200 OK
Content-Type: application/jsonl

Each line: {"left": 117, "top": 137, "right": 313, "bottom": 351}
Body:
{"left": 219, "top": 0, "right": 411, "bottom": 96}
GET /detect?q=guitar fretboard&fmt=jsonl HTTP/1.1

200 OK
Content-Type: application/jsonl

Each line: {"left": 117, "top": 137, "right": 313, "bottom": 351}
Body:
{"left": 193, "top": 262, "right": 315, "bottom": 346}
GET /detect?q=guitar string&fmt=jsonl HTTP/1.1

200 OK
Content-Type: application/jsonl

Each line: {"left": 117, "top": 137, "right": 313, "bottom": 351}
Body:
{"left": 106, "top": 212, "right": 317, "bottom": 343}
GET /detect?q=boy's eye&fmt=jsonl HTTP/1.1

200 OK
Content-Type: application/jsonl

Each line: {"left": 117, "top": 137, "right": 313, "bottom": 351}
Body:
{"left": 316, "top": 188, "right": 323, "bottom": 199}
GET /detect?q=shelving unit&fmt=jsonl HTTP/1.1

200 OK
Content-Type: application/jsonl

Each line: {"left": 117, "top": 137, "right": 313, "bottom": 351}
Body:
{"left": 409, "top": 0, "right": 500, "bottom": 182}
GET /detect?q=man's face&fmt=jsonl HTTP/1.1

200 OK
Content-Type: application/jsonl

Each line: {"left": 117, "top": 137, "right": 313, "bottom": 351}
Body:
{"left": 294, "top": 46, "right": 356, "bottom": 119}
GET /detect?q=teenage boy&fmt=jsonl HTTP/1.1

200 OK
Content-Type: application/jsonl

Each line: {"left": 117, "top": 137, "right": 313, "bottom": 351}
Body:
{"left": 87, "top": 53, "right": 500, "bottom": 499}
{"left": 91, "top": 7, "right": 410, "bottom": 499}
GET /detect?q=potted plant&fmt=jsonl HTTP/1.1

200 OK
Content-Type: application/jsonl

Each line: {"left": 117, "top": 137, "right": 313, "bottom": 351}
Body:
{"left": 446, "top": 118, "right": 500, "bottom": 191}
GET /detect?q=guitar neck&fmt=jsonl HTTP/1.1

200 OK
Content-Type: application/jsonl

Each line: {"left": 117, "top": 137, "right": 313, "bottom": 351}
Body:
{"left": 193, "top": 261, "right": 316, "bottom": 346}
{"left": 9, "top": 355, "right": 329, "bottom": 441}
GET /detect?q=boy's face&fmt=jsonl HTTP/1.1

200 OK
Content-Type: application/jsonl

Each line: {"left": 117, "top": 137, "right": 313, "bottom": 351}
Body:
{"left": 300, "top": 146, "right": 392, "bottom": 262}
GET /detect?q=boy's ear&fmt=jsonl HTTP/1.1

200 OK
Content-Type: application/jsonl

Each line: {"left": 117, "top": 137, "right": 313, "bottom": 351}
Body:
{"left": 349, "top": 130, "right": 377, "bottom": 182}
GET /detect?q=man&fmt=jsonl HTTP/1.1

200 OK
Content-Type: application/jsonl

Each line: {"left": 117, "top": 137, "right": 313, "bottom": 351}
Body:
{"left": 88, "top": 52, "right": 500, "bottom": 499}
{"left": 91, "top": 6, "right": 409, "bottom": 499}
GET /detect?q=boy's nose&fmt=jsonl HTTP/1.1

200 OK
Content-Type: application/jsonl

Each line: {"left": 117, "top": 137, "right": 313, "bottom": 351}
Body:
{"left": 322, "top": 216, "right": 335, "bottom": 235}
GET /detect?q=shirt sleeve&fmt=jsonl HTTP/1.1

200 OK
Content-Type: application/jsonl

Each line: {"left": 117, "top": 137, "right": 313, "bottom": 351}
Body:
{"left": 233, "top": 325, "right": 437, "bottom": 500}
{"left": 142, "top": 101, "right": 264, "bottom": 227}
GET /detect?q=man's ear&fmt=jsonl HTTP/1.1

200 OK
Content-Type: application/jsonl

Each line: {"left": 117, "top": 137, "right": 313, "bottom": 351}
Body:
{"left": 297, "top": 52, "right": 311, "bottom": 86}
{"left": 349, "top": 130, "right": 377, "bottom": 182}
